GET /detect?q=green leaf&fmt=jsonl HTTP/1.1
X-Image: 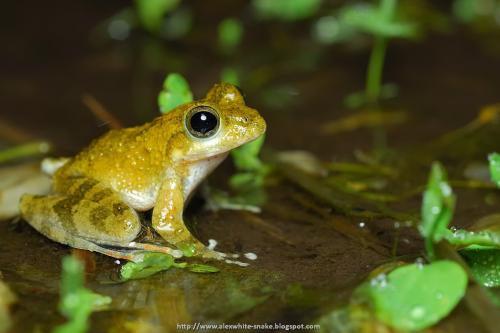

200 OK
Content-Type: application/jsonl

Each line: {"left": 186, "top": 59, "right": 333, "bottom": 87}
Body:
{"left": 445, "top": 213, "right": 500, "bottom": 248}
{"left": 488, "top": 153, "right": 500, "bottom": 187}
{"left": 420, "top": 162, "right": 456, "bottom": 257}
{"left": 220, "top": 67, "right": 240, "bottom": 86}
{"left": 53, "top": 256, "right": 111, "bottom": 333}
{"left": 461, "top": 248, "right": 500, "bottom": 287}
{"left": 453, "top": 0, "right": 478, "bottom": 23}
{"left": 312, "top": 15, "right": 357, "bottom": 45}
{"left": 229, "top": 172, "right": 263, "bottom": 190}
{"left": 135, "top": 0, "right": 180, "bottom": 33}
{"left": 339, "top": 2, "right": 417, "bottom": 39}
{"left": 218, "top": 18, "right": 243, "bottom": 53}
{"left": 186, "top": 264, "right": 220, "bottom": 273}
{"left": 158, "top": 73, "right": 193, "bottom": 114}
{"left": 362, "top": 260, "right": 467, "bottom": 331}
{"left": 120, "top": 252, "right": 175, "bottom": 280}
{"left": 252, "top": 0, "right": 322, "bottom": 21}
{"left": 231, "top": 135, "right": 265, "bottom": 172}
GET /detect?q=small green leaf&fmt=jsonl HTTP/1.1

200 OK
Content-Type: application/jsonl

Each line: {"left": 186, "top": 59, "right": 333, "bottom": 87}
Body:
{"left": 229, "top": 172, "right": 262, "bottom": 190}
{"left": 339, "top": 2, "right": 417, "bottom": 39}
{"left": 218, "top": 18, "right": 243, "bottom": 53}
{"left": 53, "top": 256, "right": 111, "bottom": 333}
{"left": 420, "top": 162, "right": 456, "bottom": 257}
{"left": 445, "top": 213, "right": 500, "bottom": 248}
{"left": 362, "top": 260, "right": 467, "bottom": 331}
{"left": 252, "top": 0, "right": 322, "bottom": 21}
{"left": 231, "top": 135, "right": 265, "bottom": 172}
{"left": 488, "top": 153, "right": 500, "bottom": 187}
{"left": 186, "top": 264, "right": 220, "bottom": 273}
{"left": 135, "top": 0, "right": 180, "bottom": 33}
{"left": 453, "top": 0, "right": 478, "bottom": 23}
{"left": 158, "top": 73, "right": 193, "bottom": 114}
{"left": 312, "top": 15, "right": 357, "bottom": 45}
{"left": 461, "top": 248, "right": 500, "bottom": 287}
{"left": 120, "top": 252, "right": 175, "bottom": 280}
{"left": 220, "top": 67, "right": 240, "bottom": 86}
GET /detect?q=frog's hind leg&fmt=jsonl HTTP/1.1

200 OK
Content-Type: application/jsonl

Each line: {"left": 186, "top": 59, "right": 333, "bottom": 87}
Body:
{"left": 19, "top": 179, "right": 178, "bottom": 260}
{"left": 20, "top": 193, "right": 140, "bottom": 259}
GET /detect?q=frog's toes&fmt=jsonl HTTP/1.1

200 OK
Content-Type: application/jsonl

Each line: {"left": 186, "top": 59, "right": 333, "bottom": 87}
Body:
{"left": 203, "top": 239, "right": 258, "bottom": 266}
{"left": 243, "top": 252, "right": 258, "bottom": 261}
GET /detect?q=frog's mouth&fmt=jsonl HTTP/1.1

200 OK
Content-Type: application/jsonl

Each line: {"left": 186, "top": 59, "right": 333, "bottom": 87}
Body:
{"left": 182, "top": 132, "right": 265, "bottom": 162}
{"left": 181, "top": 151, "right": 230, "bottom": 163}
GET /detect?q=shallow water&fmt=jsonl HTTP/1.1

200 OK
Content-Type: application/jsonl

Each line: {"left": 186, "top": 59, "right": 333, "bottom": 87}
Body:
{"left": 2, "top": 1, "right": 500, "bottom": 332}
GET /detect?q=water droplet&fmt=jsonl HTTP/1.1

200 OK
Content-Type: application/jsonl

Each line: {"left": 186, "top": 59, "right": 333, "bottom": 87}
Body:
{"left": 415, "top": 257, "right": 425, "bottom": 269}
{"left": 371, "top": 274, "right": 388, "bottom": 288}
{"left": 410, "top": 306, "right": 425, "bottom": 319}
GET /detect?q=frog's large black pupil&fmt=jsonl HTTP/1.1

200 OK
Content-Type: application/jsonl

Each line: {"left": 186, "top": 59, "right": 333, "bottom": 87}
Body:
{"left": 190, "top": 111, "right": 218, "bottom": 136}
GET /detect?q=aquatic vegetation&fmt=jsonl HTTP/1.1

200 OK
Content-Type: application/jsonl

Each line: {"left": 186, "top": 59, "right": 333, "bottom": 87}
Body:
{"left": 252, "top": 0, "right": 322, "bottom": 21}
{"left": 420, "top": 162, "right": 456, "bottom": 259}
{"left": 134, "top": 0, "right": 180, "bottom": 33}
{"left": 360, "top": 260, "right": 467, "bottom": 331}
{"left": 488, "top": 152, "right": 500, "bottom": 187}
{"left": 217, "top": 18, "right": 243, "bottom": 54}
{"left": 340, "top": 0, "right": 417, "bottom": 107}
{"left": 53, "top": 256, "right": 111, "bottom": 333}
{"left": 158, "top": 73, "right": 193, "bottom": 114}
{"left": 453, "top": 0, "right": 500, "bottom": 23}
{"left": 419, "top": 158, "right": 500, "bottom": 253}
{"left": 0, "top": 141, "right": 51, "bottom": 165}
{"left": 461, "top": 248, "right": 500, "bottom": 288}
{"left": 220, "top": 67, "right": 240, "bottom": 86}
{"left": 120, "top": 252, "right": 219, "bottom": 281}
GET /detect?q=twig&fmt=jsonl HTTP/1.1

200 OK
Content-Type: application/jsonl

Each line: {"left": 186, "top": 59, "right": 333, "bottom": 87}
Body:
{"left": 0, "top": 117, "right": 35, "bottom": 143}
{"left": 82, "top": 94, "right": 123, "bottom": 129}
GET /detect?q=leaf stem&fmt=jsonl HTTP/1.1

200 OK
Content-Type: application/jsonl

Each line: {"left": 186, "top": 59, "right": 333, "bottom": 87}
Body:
{"left": 366, "top": 36, "right": 387, "bottom": 104}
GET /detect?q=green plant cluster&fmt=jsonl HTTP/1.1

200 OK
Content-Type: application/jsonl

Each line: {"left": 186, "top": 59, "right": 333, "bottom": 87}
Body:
{"left": 53, "top": 257, "right": 111, "bottom": 333}
{"left": 324, "top": 154, "right": 500, "bottom": 331}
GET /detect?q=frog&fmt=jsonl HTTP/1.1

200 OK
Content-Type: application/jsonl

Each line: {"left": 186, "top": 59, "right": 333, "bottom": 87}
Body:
{"left": 19, "top": 83, "right": 266, "bottom": 263}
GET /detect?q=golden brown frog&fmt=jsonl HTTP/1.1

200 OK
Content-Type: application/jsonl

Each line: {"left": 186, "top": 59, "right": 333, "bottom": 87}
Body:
{"left": 20, "top": 83, "right": 266, "bottom": 262}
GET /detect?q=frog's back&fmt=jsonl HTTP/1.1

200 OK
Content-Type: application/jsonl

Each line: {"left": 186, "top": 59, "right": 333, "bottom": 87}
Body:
{"left": 53, "top": 124, "right": 166, "bottom": 193}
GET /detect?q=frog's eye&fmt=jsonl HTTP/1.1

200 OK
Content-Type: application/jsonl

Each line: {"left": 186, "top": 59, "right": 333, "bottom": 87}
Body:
{"left": 186, "top": 106, "right": 220, "bottom": 139}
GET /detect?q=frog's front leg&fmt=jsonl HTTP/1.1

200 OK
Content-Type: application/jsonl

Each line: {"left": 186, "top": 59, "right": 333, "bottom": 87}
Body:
{"left": 152, "top": 175, "right": 222, "bottom": 259}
